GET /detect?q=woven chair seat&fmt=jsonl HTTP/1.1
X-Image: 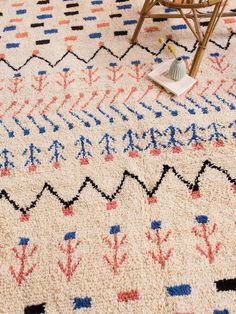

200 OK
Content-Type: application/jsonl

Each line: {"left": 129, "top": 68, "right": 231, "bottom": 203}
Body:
{"left": 159, "top": 0, "right": 222, "bottom": 9}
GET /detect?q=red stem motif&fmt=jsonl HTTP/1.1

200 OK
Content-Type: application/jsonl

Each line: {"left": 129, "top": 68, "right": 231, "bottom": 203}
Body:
{"left": 9, "top": 243, "right": 37, "bottom": 286}
{"left": 32, "top": 75, "right": 49, "bottom": 93}
{"left": 208, "top": 55, "right": 229, "bottom": 73}
{"left": 106, "top": 65, "right": 123, "bottom": 83}
{"left": 103, "top": 232, "right": 127, "bottom": 274}
{"left": 56, "top": 70, "right": 75, "bottom": 89}
{"left": 128, "top": 62, "right": 146, "bottom": 82}
{"left": 146, "top": 228, "right": 172, "bottom": 270}
{"left": 192, "top": 223, "right": 221, "bottom": 264}
{"left": 58, "top": 238, "right": 81, "bottom": 281}
{"left": 81, "top": 67, "right": 100, "bottom": 86}
{"left": 8, "top": 76, "right": 24, "bottom": 94}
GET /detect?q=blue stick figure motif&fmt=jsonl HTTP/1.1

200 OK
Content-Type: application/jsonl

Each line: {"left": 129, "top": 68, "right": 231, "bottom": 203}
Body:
{"left": 99, "top": 133, "right": 117, "bottom": 156}
{"left": 75, "top": 136, "right": 92, "bottom": 159}
{"left": 163, "top": 125, "right": 183, "bottom": 148}
{"left": 48, "top": 140, "right": 66, "bottom": 163}
{"left": 184, "top": 123, "right": 206, "bottom": 145}
{"left": 23, "top": 143, "right": 41, "bottom": 167}
{"left": 208, "top": 123, "right": 227, "bottom": 142}
{"left": 142, "top": 127, "right": 165, "bottom": 150}
{"left": 122, "top": 129, "right": 142, "bottom": 153}
{"left": 0, "top": 148, "right": 15, "bottom": 170}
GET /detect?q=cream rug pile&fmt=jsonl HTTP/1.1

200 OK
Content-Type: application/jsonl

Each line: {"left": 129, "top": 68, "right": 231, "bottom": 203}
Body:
{"left": 0, "top": 1, "right": 236, "bottom": 313}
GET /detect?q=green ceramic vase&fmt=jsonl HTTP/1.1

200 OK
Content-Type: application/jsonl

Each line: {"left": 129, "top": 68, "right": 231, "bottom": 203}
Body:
{"left": 169, "top": 57, "right": 186, "bottom": 81}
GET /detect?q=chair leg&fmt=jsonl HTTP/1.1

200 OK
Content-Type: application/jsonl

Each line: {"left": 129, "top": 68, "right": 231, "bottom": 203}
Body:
{"left": 131, "top": 14, "right": 146, "bottom": 43}
{"left": 189, "top": 2, "right": 222, "bottom": 78}
{"left": 131, "top": 0, "right": 152, "bottom": 44}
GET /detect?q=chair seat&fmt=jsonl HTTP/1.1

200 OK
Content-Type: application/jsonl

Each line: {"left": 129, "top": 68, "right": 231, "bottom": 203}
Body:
{"left": 159, "top": 0, "right": 222, "bottom": 9}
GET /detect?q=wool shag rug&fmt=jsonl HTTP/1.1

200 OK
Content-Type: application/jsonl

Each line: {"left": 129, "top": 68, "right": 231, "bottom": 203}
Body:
{"left": 0, "top": 1, "right": 236, "bottom": 313}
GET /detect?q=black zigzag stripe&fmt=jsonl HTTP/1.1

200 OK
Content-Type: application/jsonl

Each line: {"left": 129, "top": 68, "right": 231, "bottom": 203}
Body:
{"left": 0, "top": 32, "right": 235, "bottom": 71}
{"left": 0, "top": 160, "right": 235, "bottom": 215}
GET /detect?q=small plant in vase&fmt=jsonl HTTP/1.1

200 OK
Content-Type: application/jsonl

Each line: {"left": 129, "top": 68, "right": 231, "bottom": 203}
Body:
{"left": 158, "top": 38, "right": 186, "bottom": 81}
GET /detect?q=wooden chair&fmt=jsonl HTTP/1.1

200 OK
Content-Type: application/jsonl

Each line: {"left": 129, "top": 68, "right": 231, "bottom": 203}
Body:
{"left": 131, "top": 0, "right": 232, "bottom": 78}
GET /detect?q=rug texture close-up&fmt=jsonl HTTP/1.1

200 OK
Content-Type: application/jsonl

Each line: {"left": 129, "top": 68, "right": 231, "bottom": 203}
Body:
{"left": 0, "top": 0, "right": 236, "bottom": 313}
